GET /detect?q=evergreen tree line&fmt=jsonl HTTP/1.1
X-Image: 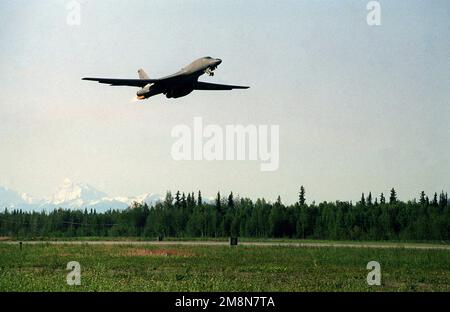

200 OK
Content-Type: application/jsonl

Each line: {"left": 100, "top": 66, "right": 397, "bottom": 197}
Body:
{"left": 0, "top": 188, "right": 449, "bottom": 241}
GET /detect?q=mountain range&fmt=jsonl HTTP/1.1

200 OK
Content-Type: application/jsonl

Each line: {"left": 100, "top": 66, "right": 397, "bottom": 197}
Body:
{"left": 0, "top": 178, "right": 162, "bottom": 212}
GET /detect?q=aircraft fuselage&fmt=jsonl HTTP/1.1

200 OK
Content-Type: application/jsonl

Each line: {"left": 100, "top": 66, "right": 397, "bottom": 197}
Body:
{"left": 138, "top": 57, "right": 222, "bottom": 99}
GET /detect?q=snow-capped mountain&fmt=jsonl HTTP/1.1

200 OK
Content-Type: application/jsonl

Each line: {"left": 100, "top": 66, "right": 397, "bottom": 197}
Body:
{"left": 51, "top": 178, "right": 108, "bottom": 206}
{"left": 0, "top": 179, "right": 162, "bottom": 212}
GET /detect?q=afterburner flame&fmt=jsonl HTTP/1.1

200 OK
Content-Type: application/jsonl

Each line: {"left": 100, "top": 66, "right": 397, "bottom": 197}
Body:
{"left": 130, "top": 95, "right": 145, "bottom": 103}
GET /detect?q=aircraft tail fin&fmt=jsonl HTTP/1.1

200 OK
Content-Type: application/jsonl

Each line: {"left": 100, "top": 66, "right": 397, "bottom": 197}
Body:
{"left": 138, "top": 68, "right": 149, "bottom": 80}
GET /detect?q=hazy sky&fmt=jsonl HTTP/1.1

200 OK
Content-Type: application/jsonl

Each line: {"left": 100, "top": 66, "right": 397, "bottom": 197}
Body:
{"left": 0, "top": 0, "right": 448, "bottom": 204}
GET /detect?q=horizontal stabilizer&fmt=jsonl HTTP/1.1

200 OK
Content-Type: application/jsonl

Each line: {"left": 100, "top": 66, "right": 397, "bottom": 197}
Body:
{"left": 138, "top": 68, "right": 149, "bottom": 80}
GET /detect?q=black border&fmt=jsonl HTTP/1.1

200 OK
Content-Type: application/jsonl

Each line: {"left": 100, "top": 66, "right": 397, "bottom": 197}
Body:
{"left": 1, "top": 292, "right": 447, "bottom": 311}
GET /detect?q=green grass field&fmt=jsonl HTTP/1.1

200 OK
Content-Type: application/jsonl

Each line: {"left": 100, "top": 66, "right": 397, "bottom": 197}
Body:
{"left": 0, "top": 243, "right": 448, "bottom": 291}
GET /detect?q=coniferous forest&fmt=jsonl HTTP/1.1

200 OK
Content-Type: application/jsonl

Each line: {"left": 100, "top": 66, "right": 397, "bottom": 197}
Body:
{"left": 0, "top": 187, "right": 449, "bottom": 241}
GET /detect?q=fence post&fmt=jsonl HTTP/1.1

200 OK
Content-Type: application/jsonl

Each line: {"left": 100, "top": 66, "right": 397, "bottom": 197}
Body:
{"left": 229, "top": 237, "right": 238, "bottom": 246}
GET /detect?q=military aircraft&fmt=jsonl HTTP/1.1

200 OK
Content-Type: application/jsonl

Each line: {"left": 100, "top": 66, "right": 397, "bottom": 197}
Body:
{"left": 82, "top": 56, "right": 249, "bottom": 99}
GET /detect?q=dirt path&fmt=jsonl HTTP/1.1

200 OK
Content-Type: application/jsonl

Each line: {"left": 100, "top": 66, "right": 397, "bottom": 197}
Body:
{"left": 2, "top": 240, "right": 449, "bottom": 250}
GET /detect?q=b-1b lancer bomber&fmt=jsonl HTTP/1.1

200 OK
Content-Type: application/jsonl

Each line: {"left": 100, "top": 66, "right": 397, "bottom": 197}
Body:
{"left": 82, "top": 57, "right": 249, "bottom": 100}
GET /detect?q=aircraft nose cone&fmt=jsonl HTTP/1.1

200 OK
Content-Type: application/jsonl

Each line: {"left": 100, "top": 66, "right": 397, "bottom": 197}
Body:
{"left": 216, "top": 59, "right": 222, "bottom": 65}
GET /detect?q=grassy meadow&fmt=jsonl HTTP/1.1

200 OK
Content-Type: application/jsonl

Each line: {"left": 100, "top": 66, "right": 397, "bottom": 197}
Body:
{"left": 0, "top": 242, "right": 448, "bottom": 291}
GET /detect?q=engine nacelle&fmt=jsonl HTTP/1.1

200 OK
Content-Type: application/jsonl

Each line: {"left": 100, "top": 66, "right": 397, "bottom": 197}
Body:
{"left": 136, "top": 83, "right": 152, "bottom": 98}
{"left": 136, "top": 83, "right": 164, "bottom": 99}
{"left": 165, "top": 86, "right": 194, "bottom": 99}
